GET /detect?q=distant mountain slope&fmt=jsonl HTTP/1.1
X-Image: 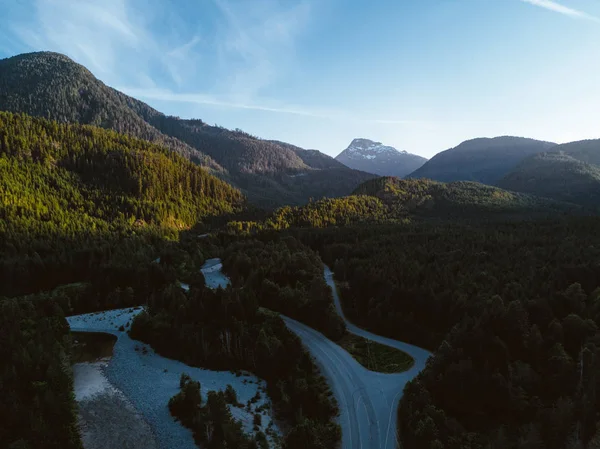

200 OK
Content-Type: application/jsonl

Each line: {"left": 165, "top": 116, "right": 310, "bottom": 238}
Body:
{"left": 353, "top": 176, "right": 573, "bottom": 217}
{"left": 551, "top": 139, "right": 600, "bottom": 166}
{"left": 267, "top": 140, "right": 347, "bottom": 170}
{"left": 499, "top": 152, "right": 600, "bottom": 206}
{"left": 139, "top": 115, "right": 311, "bottom": 174}
{"left": 130, "top": 114, "right": 376, "bottom": 208}
{"left": 0, "top": 51, "right": 374, "bottom": 208}
{"left": 248, "top": 176, "right": 576, "bottom": 231}
{"left": 407, "top": 136, "right": 556, "bottom": 184}
{"left": 335, "top": 138, "right": 427, "bottom": 177}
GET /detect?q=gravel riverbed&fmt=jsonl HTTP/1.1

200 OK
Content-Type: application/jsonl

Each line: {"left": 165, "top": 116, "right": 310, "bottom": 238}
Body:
{"left": 68, "top": 306, "right": 280, "bottom": 449}
{"left": 201, "top": 258, "right": 231, "bottom": 289}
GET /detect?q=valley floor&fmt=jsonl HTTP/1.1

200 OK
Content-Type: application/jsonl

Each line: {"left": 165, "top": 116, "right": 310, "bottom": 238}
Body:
{"left": 73, "top": 360, "right": 158, "bottom": 449}
{"left": 68, "top": 307, "right": 279, "bottom": 449}
{"left": 68, "top": 259, "right": 429, "bottom": 449}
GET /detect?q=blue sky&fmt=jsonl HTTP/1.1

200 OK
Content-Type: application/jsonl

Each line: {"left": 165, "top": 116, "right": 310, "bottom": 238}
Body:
{"left": 1, "top": 0, "right": 600, "bottom": 158}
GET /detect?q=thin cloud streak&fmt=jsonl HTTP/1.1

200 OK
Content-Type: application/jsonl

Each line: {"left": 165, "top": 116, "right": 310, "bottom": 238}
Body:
{"left": 119, "top": 87, "right": 516, "bottom": 128}
{"left": 520, "top": 0, "right": 600, "bottom": 22}
{"left": 119, "top": 87, "right": 430, "bottom": 125}
{"left": 212, "top": 0, "right": 312, "bottom": 101}
{"left": 8, "top": 0, "right": 314, "bottom": 98}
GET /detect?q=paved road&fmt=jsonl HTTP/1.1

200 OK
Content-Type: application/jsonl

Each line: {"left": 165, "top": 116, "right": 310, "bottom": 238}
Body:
{"left": 282, "top": 265, "right": 432, "bottom": 449}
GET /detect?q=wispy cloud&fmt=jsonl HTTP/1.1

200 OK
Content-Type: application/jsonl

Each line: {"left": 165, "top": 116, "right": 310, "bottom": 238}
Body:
{"left": 167, "top": 36, "right": 202, "bottom": 60}
{"left": 6, "top": 0, "right": 314, "bottom": 103}
{"left": 119, "top": 87, "right": 432, "bottom": 126}
{"left": 212, "top": 0, "right": 312, "bottom": 101}
{"left": 10, "top": 0, "right": 161, "bottom": 85}
{"left": 520, "top": 0, "right": 600, "bottom": 22}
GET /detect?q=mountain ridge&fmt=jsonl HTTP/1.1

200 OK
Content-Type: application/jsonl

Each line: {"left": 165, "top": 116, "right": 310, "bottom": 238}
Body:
{"left": 352, "top": 176, "right": 575, "bottom": 217}
{"left": 499, "top": 151, "right": 600, "bottom": 206}
{"left": 551, "top": 138, "right": 600, "bottom": 166}
{"left": 407, "top": 136, "right": 556, "bottom": 184}
{"left": 0, "top": 51, "right": 222, "bottom": 170}
{"left": 0, "top": 51, "right": 375, "bottom": 208}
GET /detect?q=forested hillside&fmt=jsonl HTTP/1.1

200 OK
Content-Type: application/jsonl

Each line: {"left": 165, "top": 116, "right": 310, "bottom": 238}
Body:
{"left": 553, "top": 139, "right": 600, "bottom": 166}
{"left": 408, "top": 136, "right": 556, "bottom": 184}
{"left": 126, "top": 114, "right": 375, "bottom": 207}
{"left": 226, "top": 177, "right": 577, "bottom": 233}
{"left": 0, "top": 111, "right": 243, "bottom": 296}
{"left": 273, "top": 142, "right": 347, "bottom": 170}
{"left": 0, "top": 51, "right": 375, "bottom": 207}
{"left": 499, "top": 152, "right": 600, "bottom": 206}
{"left": 0, "top": 52, "right": 220, "bottom": 169}
{"left": 353, "top": 176, "right": 572, "bottom": 217}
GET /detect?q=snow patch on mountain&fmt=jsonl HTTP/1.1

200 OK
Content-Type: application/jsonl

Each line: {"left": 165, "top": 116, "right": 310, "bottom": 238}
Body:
{"left": 335, "top": 138, "right": 427, "bottom": 178}
{"left": 343, "top": 138, "right": 408, "bottom": 160}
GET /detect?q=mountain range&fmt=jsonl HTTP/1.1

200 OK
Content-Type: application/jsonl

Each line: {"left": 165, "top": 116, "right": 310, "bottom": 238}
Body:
{"left": 0, "top": 51, "right": 375, "bottom": 208}
{"left": 405, "top": 136, "right": 600, "bottom": 207}
{"left": 2, "top": 51, "right": 600, "bottom": 210}
{"left": 407, "top": 136, "right": 557, "bottom": 184}
{"left": 335, "top": 138, "right": 427, "bottom": 178}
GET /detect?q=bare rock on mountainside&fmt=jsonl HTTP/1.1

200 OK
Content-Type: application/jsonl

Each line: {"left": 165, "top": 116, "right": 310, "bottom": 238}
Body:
{"left": 335, "top": 138, "right": 427, "bottom": 178}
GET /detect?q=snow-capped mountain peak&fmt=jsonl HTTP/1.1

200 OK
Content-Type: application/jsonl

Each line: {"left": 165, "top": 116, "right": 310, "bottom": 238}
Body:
{"left": 335, "top": 138, "right": 427, "bottom": 178}
{"left": 344, "top": 138, "right": 407, "bottom": 160}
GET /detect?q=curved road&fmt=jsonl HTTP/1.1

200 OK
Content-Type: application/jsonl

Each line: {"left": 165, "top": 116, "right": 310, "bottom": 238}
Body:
{"left": 282, "top": 265, "right": 432, "bottom": 449}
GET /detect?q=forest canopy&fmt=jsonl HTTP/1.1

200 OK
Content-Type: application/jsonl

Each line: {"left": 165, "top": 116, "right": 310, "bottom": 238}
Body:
{"left": 0, "top": 111, "right": 243, "bottom": 297}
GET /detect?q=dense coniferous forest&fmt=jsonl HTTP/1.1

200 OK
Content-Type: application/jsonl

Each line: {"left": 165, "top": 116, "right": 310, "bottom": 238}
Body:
{"left": 499, "top": 152, "right": 600, "bottom": 206}
{"left": 293, "top": 218, "right": 600, "bottom": 448}
{"left": 0, "top": 299, "right": 82, "bottom": 449}
{"left": 352, "top": 176, "right": 578, "bottom": 217}
{"left": 222, "top": 236, "right": 346, "bottom": 340}
{"left": 225, "top": 176, "right": 581, "bottom": 234}
{"left": 0, "top": 111, "right": 243, "bottom": 296}
{"left": 129, "top": 283, "right": 341, "bottom": 449}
